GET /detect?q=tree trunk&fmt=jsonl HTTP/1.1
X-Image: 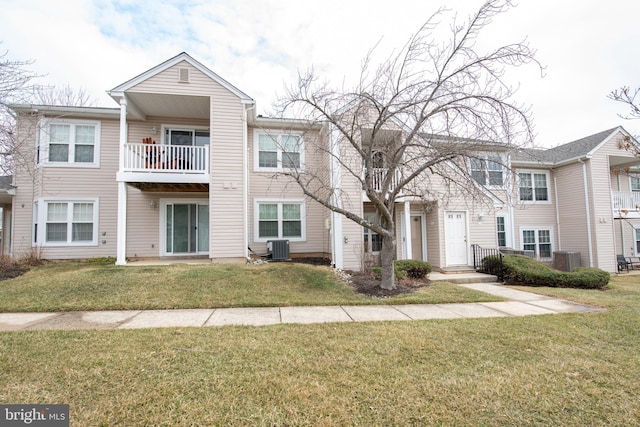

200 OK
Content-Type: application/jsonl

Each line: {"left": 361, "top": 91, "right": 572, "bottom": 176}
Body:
{"left": 380, "top": 232, "right": 397, "bottom": 290}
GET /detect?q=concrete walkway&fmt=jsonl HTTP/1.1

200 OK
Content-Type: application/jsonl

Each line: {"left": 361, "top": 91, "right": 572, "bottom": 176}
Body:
{"left": 0, "top": 282, "right": 604, "bottom": 332}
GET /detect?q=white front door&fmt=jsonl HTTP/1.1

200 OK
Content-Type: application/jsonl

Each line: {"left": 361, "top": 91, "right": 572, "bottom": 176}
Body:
{"left": 445, "top": 211, "right": 468, "bottom": 265}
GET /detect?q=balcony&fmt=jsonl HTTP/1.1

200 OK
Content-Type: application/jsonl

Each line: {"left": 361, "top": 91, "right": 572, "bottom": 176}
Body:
{"left": 612, "top": 191, "right": 640, "bottom": 218}
{"left": 118, "top": 143, "right": 210, "bottom": 186}
{"left": 363, "top": 168, "right": 402, "bottom": 200}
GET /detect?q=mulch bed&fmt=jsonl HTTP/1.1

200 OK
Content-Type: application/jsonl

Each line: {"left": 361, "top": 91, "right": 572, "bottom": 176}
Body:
{"left": 347, "top": 271, "right": 431, "bottom": 298}
{"left": 0, "top": 264, "right": 28, "bottom": 281}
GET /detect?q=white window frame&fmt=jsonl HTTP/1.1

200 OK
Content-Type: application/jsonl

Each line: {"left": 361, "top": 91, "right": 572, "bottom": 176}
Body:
{"left": 34, "top": 198, "right": 99, "bottom": 247}
{"left": 519, "top": 226, "right": 553, "bottom": 260}
{"left": 161, "top": 124, "right": 210, "bottom": 146}
{"left": 517, "top": 169, "right": 551, "bottom": 204}
{"left": 630, "top": 175, "right": 640, "bottom": 192}
{"left": 253, "top": 131, "right": 304, "bottom": 172}
{"left": 469, "top": 154, "right": 504, "bottom": 187}
{"left": 39, "top": 119, "right": 101, "bottom": 168}
{"left": 254, "top": 198, "right": 306, "bottom": 242}
{"left": 634, "top": 227, "right": 640, "bottom": 256}
{"left": 496, "top": 213, "right": 510, "bottom": 248}
{"left": 363, "top": 213, "right": 382, "bottom": 254}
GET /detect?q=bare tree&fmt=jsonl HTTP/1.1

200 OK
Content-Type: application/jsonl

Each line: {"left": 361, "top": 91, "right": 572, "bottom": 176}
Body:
{"left": 609, "top": 86, "right": 640, "bottom": 120}
{"left": 275, "top": 0, "right": 540, "bottom": 289}
{"left": 33, "top": 83, "right": 96, "bottom": 107}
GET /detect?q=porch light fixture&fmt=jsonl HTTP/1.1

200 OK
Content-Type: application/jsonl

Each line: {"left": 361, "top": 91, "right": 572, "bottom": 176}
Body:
{"left": 149, "top": 200, "right": 157, "bottom": 209}
{"left": 478, "top": 213, "right": 486, "bottom": 221}
{"left": 151, "top": 126, "right": 157, "bottom": 135}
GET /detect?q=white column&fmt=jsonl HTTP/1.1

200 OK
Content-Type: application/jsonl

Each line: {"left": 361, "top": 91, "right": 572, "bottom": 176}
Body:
{"left": 404, "top": 201, "right": 412, "bottom": 260}
{"left": 329, "top": 124, "right": 344, "bottom": 269}
{"left": 116, "top": 97, "right": 128, "bottom": 265}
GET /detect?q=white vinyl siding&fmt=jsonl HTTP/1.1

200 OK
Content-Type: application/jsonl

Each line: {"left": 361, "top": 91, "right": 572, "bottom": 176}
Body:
{"left": 40, "top": 119, "right": 101, "bottom": 167}
{"left": 254, "top": 131, "right": 303, "bottom": 171}
{"left": 254, "top": 199, "right": 305, "bottom": 242}
{"left": 518, "top": 170, "right": 550, "bottom": 203}
{"left": 35, "top": 198, "right": 99, "bottom": 246}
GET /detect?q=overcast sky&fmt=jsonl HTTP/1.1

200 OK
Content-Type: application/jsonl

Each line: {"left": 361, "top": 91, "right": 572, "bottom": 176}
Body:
{"left": 1, "top": 0, "right": 639, "bottom": 148}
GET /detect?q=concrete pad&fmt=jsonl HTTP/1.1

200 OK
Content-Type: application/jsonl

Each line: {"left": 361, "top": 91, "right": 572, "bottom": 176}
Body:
{"left": 480, "top": 301, "right": 556, "bottom": 316}
{"left": 0, "top": 313, "right": 60, "bottom": 331}
{"left": 437, "top": 303, "right": 509, "bottom": 318}
{"left": 527, "top": 299, "right": 606, "bottom": 314}
{"left": 205, "top": 307, "right": 281, "bottom": 327}
{"left": 341, "top": 305, "right": 411, "bottom": 322}
{"left": 280, "top": 306, "right": 351, "bottom": 324}
{"left": 429, "top": 272, "right": 498, "bottom": 284}
{"left": 119, "top": 309, "right": 214, "bottom": 329}
{"left": 393, "top": 304, "right": 465, "bottom": 320}
{"left": 460, "top": 283, "right": 550, "bottom": 301}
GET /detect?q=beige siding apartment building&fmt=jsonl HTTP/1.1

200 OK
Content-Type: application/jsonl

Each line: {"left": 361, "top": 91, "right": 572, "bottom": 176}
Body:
{"left": 3, "top": 53, "right": 639, "bottom": 274}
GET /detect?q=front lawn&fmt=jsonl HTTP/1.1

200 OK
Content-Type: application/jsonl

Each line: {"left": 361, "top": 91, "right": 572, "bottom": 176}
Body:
{"left": 0, "top": 275, "right": 638, "bottom": 425}
{"left": 0, "top": 261, "right": 498, "bottom": 312}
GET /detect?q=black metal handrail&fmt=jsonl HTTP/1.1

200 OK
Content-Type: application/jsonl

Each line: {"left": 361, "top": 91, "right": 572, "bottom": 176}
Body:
{"left": 471, "top": 244, "right": 504, "bottom": 280}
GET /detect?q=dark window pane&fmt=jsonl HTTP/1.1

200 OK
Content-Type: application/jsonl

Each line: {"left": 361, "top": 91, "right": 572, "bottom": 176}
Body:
{"left": 49, "top": 144, "right": 69, "bottom": 162}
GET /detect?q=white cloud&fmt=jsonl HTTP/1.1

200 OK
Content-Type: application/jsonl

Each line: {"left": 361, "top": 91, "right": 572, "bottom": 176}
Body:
{"left": 1, "top": 0, "right": 638, "bottom": 145}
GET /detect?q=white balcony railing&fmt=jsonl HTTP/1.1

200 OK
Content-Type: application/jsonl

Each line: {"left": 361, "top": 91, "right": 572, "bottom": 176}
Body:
{"left": 122, "top": 143, "right": 209, "bottom": 174}
{"left": 612, "top": 191, "right": 640, "bottom": 215}
{"left": 367, "top": 168, "right": 402, "bottom": 193}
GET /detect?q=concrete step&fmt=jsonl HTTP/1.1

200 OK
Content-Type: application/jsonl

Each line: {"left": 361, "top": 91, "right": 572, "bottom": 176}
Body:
{"left": 429, "top": 271, "right": 499, "bottom": 284}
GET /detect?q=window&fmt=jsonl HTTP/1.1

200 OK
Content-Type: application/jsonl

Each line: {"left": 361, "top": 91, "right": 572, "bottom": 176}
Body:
{"left": 518, "top": 170, "right": 549, "bottom": 202}
{"left": 255, "top": 200, "right": 305, "bottom": 241}
{"left": 255, "top": 132, "right": 303, "bottom": 170}
{"left": 636, "top": 228, "right": 640, "bottom": 255}
{"left": 363, "top": 214, "right": 382, "bottom": 253}
{"left": 35, "top": 199, "right": 98, "bottom": 246}
{"left": 164, "top": 128, "right": 210, "bottom": 146}
{"left": 521, "top": 228, "right": 552, "bottom": 258}
{"left": 631, "top": 176, "right": 640, "bottom": 192}
{"left": 470, "top": 155, "right": 503, "bottom": 186}
{"left": 41, "top": 120, "right": 100, "bottom": 166}
{"left": 496, "top": 216, "right": 507, "bottom": 247}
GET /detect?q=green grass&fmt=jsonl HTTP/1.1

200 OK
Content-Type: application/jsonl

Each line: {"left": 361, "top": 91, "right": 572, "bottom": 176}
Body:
{"left": 0, "top": 262, "right": 498, "bottom": 312}
{"left": 1, "top": 275, "right": 639, "bottom": 425}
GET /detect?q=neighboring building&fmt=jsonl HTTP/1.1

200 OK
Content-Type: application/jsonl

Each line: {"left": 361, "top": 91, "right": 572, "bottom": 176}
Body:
{"left": 5, "top": 53, "right": 639, "bottom": 273}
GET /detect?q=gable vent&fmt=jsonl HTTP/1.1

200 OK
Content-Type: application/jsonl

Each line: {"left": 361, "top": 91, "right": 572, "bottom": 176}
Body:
{"left": 178, "top": 68, "right": 190, "bottom": 83}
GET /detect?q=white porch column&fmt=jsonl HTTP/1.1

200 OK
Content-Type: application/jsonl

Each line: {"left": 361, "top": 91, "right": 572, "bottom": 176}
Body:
{"left": 116, "top": 97, "right": 128, "bottom": 265}
{"left": 329, "top": 124, "right": 344, "bottom": 269}
{"left": 404, "top": 201, "right": 412, "bottom": 260}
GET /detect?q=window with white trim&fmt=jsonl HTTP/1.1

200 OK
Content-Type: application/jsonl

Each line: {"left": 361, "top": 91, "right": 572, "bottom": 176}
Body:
{"left": 496, "top": 216, "right": 507, "bottom": 247}
{"left": 635, "top": 228, "right": 640, "bottom": 256}
{"left": 518, "top": 170, "right": 549, "bottom": 203}
{"left": 35, "top": 199, "right": 99, "bottom": 246}
{"left": 40, "top": 120, "right": 100, "bottom": 166}
{"left": 254, "top": 132, "right": 303, "bottom": 171}
{"left": 255, "top": 200, "right": 305, "bottom": 241}
{"left": 470, "top": 155, "right": 503, "bottom": 186}
{"left": 521, "top": 228, "right": 552, "bottom": 259}
{"left": 363, "top": 214, "right": 382, "bottom": 253}
{"left": 630, "top": 176, "right": 640, "bottom": 192}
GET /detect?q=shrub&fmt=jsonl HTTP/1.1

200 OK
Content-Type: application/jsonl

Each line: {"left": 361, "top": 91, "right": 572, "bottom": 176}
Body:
{"left": 501, "top": 254, "right": 610, "bottom": 289}
{"left": 394, "top": 259, "right": 432, "bottom": 279}
{"left": 370, "top": 265, "right": 408, "bottom": 281}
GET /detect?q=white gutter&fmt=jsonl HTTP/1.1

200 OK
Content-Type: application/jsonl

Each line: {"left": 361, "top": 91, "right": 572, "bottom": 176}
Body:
{"left": 579, "top": 158, "right": 594, "bottom": 267}
{"left": 553, "top": 175, "right": 561, "bottom": 251}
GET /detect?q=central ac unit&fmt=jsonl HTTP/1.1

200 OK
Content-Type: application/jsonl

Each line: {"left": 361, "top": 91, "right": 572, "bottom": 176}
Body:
{"left": 267, "top": 240, "right": 291, "bottom": 261}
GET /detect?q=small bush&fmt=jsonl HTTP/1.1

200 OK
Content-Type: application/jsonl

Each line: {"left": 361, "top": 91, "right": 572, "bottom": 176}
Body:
{"left": 394, "top": 259, "right": 432, "bottom": 279}
{"left": 370, "top": 265, "right": 408, "bottom": 281}
{"left": 502, "top": 255, "right": 609, "bottom": 289}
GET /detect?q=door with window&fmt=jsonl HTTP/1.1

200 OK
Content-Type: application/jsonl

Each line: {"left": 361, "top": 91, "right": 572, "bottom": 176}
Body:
{"left": 164, "top": 128, "right": 210, "bottom": 171}
{"left": 165, "top": 203, "right": 209, "bottom": 254}
{"left": 445, "top": 211, "right": 468, "bottom": 265}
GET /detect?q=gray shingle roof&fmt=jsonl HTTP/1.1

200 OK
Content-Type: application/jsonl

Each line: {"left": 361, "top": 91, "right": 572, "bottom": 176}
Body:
{"left": 512, "top": 127, "right": 620, "bottom": 164}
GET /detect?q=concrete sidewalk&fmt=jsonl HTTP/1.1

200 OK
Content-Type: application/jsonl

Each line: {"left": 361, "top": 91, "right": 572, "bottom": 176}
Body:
{"left": 0, "top": 283, "right": 605, "bottom": 332}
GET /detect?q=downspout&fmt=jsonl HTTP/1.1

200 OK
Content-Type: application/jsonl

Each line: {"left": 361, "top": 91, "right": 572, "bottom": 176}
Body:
{"left": 579, "top": 157, "right": 594, "bottom": 267}
{"left": 553, "top": 175, "right": 562, "bottom": 251}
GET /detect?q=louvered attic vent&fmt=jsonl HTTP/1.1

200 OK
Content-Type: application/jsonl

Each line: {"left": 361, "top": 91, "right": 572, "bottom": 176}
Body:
{"left": 178, "top": 68, "right": 190, "bottom": 83}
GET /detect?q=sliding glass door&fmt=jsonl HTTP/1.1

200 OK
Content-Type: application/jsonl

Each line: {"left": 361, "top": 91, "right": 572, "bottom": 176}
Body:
{"left": 165, "top": 203, "right": 209, "bottom": 254}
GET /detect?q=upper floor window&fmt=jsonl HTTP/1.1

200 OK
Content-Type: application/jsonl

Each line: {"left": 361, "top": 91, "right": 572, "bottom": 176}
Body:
{"left": 518, "top": 170, "right": 549, "bottom": 203}
{"left": 470, "top": 155, "right": 503, "bottom": 186}
{"left": 254, "top": 132, "right": 303, "bottom": 171}
{"left": 630, "top": 175, "right": 640, "bottom": 192}
{"left": 40, "top": 120, "right": 100, "bottom": 167}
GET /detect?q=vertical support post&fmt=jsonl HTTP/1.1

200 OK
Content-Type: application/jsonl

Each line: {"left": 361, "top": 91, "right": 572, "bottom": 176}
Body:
{"left": 329, "top": 124, "right": 343, "bottom": 269}
{"left": 116, "top": 97, "right": 128, "bottom": 266}
{"left": 404, "top": 201, "right": 412, "bottom": 260}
